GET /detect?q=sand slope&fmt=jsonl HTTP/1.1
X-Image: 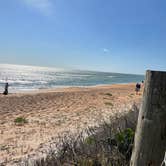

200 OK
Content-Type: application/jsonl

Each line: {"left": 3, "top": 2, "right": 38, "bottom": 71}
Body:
{"left": 0, "top": 83, "right": 142, "bottom": 164}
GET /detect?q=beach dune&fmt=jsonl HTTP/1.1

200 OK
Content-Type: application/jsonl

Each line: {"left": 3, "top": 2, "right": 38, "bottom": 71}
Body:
{"left": 0, "top": 83, "right": 142, "bottom": 164}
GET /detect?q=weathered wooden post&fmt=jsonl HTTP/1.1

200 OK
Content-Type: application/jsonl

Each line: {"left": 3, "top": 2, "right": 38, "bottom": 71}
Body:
{"left": 130, "top": 70, "right": 166, "bottom": 166}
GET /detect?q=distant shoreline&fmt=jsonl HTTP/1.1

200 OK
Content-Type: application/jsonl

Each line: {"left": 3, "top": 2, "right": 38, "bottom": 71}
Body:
{"left": 2, "top": 82, "right": 139, "bottom": 94}
{"left": 0, "top": 64, "right": 145, "bottom": 94}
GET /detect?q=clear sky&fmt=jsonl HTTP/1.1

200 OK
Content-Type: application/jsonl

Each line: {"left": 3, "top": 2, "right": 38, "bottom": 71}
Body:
{"left": 0, "top": 0, "right": 166, "bottom": 74}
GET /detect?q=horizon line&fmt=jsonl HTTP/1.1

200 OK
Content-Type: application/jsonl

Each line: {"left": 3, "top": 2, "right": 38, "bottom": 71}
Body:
{"left": 0, "top": 63, "right": 145, "bottom": 76}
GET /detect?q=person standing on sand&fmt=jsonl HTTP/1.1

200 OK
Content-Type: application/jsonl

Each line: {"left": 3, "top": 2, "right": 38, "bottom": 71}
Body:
{"left": 135, "top": 83, "right": 141, "bottom": 95}
{"left": 141, "top": 80, "right": 144, "bottom": 88}
{"left": 3, "top": 82, "right": 9, "bottom": 95}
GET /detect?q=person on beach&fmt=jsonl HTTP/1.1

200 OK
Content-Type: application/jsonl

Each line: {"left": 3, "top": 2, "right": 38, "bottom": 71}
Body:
{"left": 141, "top": 80, "right": 144, "bottom": 89}
{"left": 135, "top": 83, "right": 141, "bottom": 95}
{"left": 3, "top": 82, "right": 9, "bottom": 95}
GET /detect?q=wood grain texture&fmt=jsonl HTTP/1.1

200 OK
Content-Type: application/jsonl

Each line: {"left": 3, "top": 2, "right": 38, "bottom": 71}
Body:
{"left": 130, "top": 70, "right": 166, "bottom": 166}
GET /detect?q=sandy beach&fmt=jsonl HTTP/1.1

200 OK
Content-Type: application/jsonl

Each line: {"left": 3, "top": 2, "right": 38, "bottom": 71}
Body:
{"left": 0, "top": 83, "right": 142, "bottom": 165}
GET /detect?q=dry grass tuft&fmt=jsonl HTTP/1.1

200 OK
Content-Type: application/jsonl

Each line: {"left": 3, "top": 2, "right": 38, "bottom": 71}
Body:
{"left": 20, "top": 104, "right": 139, "bottom": 166}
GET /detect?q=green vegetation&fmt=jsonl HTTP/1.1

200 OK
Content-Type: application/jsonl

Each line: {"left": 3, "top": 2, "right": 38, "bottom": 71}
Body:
{"left": 105, "top": 102, "right": 113, "bottom": 107}
{"left": 116, "top": 128, "right": 134, "bottom": 144}
{"left": 14, "top": 117, "right": 28, "bottom": 125}
{"left": 105, "top": 93, "right": 113, "bottom": 96}
{"left": 85, "top": 136, "right": 95, "bottom": 145}
{"left": 23, "top": 104, "right": 139, "bottom": 166}
{"left": 115, "top": 128, "right": 135, "bottom": 160}
{"left": 0, "top": 145, "right": 9, "bottom": 151}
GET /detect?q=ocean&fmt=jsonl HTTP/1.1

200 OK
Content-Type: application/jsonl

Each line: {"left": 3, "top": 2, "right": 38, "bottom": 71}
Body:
{"left": 0, "top": 64, "right": 144, "bottom": 92}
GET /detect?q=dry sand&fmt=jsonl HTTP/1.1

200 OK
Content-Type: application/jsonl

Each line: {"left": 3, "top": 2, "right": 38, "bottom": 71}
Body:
{"left": 0, "top": 83, "right": 142, "bottom": 165}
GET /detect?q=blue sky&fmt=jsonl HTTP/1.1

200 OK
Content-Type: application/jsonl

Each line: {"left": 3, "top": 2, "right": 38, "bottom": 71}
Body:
{"left": 0, "top": 0, "right": 166, "bottom": 74}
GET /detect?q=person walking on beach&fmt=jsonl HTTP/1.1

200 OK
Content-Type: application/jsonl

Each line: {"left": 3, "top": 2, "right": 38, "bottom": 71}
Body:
{"left": 141, "top": 80, "right": 144, "bottom": 88}
{"left": 135, "top": 83, "right": 141, "bottom": 95}
{"left": 3, "top": 82, "right": 9, "bottom": 95}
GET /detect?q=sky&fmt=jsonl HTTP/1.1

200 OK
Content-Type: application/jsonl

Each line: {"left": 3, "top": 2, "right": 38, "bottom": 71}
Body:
{"left": 0, "top": 0, "right": 166, "bottom": 74}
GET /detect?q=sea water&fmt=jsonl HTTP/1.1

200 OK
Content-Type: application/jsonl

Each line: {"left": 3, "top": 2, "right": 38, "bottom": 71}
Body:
{"left": 0, "top": 64, "right": 144, "bottom": 92}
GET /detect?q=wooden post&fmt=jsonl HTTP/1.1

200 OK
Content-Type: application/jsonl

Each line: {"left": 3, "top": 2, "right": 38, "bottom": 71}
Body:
{"left": 130, "top": 70, "right": 166, "bottom": 166}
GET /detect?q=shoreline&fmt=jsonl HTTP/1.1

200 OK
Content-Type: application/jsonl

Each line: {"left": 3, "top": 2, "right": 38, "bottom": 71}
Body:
{"left": 2, "top": 82, "right": 138, "bottom": 94}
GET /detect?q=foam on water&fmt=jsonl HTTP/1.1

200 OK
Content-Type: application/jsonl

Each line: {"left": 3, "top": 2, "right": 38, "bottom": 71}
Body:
{"left": 0, "top": 64, "right": 144, "bottom": 92}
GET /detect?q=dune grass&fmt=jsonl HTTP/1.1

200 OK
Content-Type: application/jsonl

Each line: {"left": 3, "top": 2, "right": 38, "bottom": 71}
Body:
{"left": 105, "top": 102, "right": 114, "bottom": 107}
{"left": 22, "top": 104, "right": 139, "bottom": 166}
{"left": 105, "top": 93, "right": 113, "bottom": 97}
{"left": 14, "top": 117, "right": 28, "bottom": 125}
